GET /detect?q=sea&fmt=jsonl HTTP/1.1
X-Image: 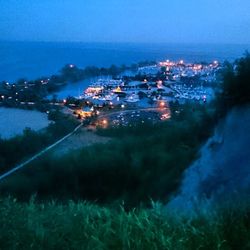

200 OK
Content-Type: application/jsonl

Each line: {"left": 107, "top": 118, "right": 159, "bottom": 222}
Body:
{"left": 0, "top": 41, "right": 250, "bottom": 82}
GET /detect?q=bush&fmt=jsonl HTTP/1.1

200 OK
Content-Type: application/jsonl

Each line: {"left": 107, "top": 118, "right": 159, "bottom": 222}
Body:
{"left": 0, "top": 104, "right": 215, "bottom": 207}
{"left": 0, "top": 198, "right": 249, "bottom": 250}
{"left": 0, "top": 112, "right": 79, "bottom": 174}
{"left": 217, "top": 52, "right": 250, "bottom": 115}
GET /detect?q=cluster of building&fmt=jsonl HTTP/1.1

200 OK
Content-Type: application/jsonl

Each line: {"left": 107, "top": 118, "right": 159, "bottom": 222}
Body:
{"left": 74, "top": 60, "right": 220, "bottom": 119}
{"left": 159, "top": 59, "right": 220, "bottom": 82}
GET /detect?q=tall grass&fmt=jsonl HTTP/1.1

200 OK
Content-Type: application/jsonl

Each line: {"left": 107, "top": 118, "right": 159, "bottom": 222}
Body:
{"left": 0, "top": 198, "right": 249, "bottom": 250}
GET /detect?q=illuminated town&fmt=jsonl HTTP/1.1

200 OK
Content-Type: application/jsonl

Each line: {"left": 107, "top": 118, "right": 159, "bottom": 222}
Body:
{"left": 69, "top": 60, "right": 220, "bottom": 127}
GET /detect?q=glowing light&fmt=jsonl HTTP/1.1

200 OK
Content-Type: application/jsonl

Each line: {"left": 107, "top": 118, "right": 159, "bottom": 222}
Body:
{"left": 179, "top": 60, "right": 184, "bottom": 64}
{"left": 69, "top": 64, "right": 74, "bottom": 68}
{"left": 113, "top": 86, "right": 122, "bottom": 93}
{"left": 161, "top": 113, "right": 171, "bottom": 120}
{"left": 160, "top": 101, "right": 165, "bottom": 107}
{"left": 157, "top": 80, "right": 163, "bottom": 88}
{"left": 213, "top": 60, "right": 218, "bottom": 65}
{"left": 63, "top": 99, "right": 67, "bottom": 103}
{"left": 102, "top": 119, "right": 108, "bottom": 125}
{"left": 85, "top": 86, "right": 104, "bottom": 95}
{"left": 121, "top": 104, "right": 125, "bottom": 108}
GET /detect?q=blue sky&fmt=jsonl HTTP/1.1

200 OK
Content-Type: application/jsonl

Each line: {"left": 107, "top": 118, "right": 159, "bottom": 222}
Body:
{"left": 0, "top": 0, "right": 250, "bottom": 44}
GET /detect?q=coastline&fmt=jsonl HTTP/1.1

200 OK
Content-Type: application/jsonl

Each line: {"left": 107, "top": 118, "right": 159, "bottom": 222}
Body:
{"left": 1, "top": 41, "right": 249, "bottom": 82}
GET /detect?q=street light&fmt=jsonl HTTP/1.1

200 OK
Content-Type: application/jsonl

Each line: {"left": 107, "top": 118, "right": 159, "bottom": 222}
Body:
{"left": 160, "top": 101, "right": 165, "bottom": 108}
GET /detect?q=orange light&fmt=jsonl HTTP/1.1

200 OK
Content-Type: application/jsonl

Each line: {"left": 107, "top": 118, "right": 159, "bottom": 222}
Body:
{"left": 160, "top": 101, "right": 165, "bottom": 107}
{"left": 102, "top": 119, "right": 108, "bottom": 125}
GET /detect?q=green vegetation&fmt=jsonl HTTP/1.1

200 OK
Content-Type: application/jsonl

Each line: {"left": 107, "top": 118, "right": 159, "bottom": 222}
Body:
{"left": 0, "top": 110, "right": 79, "bottom": 174}
{"left": 0, "top": 198, "right": 249, "bottom": 250}
{"left": 217, "top": 52, "right": 250, "bottom": 115}
{"left": 1, "top": 55, "right": 250, "bottom": 249}
{"left": 0, "top": 103, "right": 215, "bottom": 206}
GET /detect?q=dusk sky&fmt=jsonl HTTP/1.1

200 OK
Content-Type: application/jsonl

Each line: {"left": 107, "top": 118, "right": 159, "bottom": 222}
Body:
{"left": 1, "top": 0, "right": 250, "bottom": 44}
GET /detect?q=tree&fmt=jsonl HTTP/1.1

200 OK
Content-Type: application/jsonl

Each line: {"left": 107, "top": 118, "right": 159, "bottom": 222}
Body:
{"left": 218, "top": 52, "right": 250, "bottom": 114}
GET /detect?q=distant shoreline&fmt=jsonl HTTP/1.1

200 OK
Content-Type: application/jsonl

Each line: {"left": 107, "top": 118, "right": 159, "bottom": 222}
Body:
{"left": 0, "top": 41, "right": 248, "bottom": 82}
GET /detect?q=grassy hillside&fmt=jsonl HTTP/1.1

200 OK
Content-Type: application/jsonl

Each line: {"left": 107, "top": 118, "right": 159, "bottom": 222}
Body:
{"left": 1, "top": 54, "right": 250, "bottom": 250}
{"left": 0, "top": 198, "right": 249, "bottom": 250}
{"left": 0, "top": 103, "right": 215, "bottom": 207}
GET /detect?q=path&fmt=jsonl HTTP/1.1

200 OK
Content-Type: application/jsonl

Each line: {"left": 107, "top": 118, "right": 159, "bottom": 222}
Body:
{"left": 0, "top": 123, "right": 83, "bottom": 181}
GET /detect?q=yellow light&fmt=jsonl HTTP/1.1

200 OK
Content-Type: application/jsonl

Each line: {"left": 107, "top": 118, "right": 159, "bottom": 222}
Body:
{"left": 113, "top": 86, "right": 122, "bottom": 92}
{"left": 102, "top": 119, "right": 108, "bottom": 125}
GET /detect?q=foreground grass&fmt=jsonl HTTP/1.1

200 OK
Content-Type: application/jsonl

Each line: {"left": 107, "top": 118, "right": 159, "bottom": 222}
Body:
{"left": 0, "top": 198, "right": 249, "bottom": 250}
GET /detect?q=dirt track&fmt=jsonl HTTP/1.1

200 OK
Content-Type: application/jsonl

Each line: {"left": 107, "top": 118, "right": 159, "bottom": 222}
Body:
{"left": 52, "top": 127, "right": 110, "bottom": 156}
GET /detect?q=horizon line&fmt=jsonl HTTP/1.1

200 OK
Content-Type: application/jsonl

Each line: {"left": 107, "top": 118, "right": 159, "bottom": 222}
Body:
{"left": 0, "top": 39, "right": 250, "bottom": 46}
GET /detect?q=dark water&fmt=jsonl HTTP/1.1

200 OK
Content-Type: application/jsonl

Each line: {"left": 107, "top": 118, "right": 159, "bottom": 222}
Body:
{"left": 0, "top": 41, "right": 249, "bottom": 82}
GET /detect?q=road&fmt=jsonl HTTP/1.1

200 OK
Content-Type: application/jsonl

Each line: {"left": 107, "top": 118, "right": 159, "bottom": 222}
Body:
{"left": 0, "top": 123, "right": 83, "bottom": 181}
{"left": 0, "top": 106, "right": 169, "bottom": 181}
